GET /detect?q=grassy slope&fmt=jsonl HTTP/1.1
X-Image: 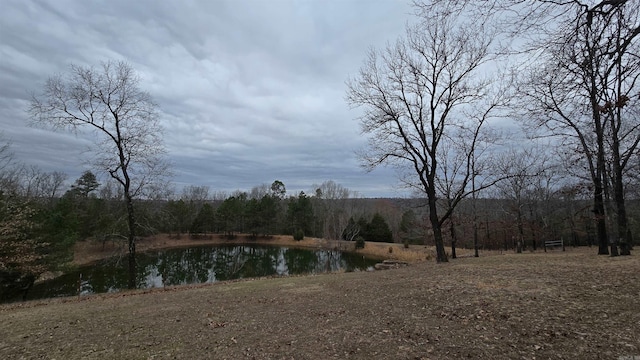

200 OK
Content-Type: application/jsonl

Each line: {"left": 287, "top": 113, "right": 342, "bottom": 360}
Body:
{"left": 1, "top": 247, "right": 639, "bottom": 359}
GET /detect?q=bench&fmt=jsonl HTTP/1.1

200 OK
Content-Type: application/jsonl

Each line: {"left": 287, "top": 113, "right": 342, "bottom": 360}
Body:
{"left": 544, "top": 239, "right": 565, "bottom": 252}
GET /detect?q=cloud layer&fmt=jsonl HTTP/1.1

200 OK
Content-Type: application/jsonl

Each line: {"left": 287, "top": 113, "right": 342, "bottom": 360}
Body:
{"left": 0, "top": 0, "right": 414, "bottom": 197}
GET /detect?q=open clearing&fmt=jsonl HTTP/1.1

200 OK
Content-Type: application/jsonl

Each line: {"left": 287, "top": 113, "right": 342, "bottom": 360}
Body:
{"left": 1, "top": 247, "right": 639, "bottom": 359}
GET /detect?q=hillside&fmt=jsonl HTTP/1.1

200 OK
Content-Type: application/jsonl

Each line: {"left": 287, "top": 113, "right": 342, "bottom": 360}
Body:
{"left": 1, "top": 248, "right": 638, "bottom": 359}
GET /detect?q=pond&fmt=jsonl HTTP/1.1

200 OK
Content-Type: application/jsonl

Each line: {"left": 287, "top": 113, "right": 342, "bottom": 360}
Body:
{"left": 17, "top": 245, "right": 378, "bottom": 302}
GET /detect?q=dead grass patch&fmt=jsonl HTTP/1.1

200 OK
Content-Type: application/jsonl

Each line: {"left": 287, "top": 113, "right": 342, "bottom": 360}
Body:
{"left": 1, "top": 247, "right": 638, "bottom": 359}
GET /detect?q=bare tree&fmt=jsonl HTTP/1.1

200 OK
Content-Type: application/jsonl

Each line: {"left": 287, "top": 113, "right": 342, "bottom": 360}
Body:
{"left": 0, "top": 134, "right": 19, "bottom": 196}
{"left": 248, "top": 184, "right": 270, "bottom": 200}
{"left": 598, "top": 5, "right": 640, "bottom": 255}
{"left": 0, "top": 133, "right": 13, "bottom": 176}
{"left": 29, "top": 60, "right": 168, "bottom": 288}
{"left": 347, "top": 4, "right": 506, "bottom": 262}
{"left": 431, "top": 0, "right": 640, "bottom": 256}
{"left": 516, "top": 1, "right": 640, "bottom": 256}
{"left": 181, "top": 185, "right": 210, "bottom": 203}
{"left": 495, "top": 146, "right": 559, "bottom": 252}
{"left": 10, "top": 166, "right": 67, "bottom": 202}
{"left": 313, "top": 180, "right": 355, "bottom": 241}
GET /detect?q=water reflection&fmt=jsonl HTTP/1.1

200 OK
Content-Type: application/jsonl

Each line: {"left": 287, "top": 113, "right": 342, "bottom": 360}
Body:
{"left": 21, "top": 245, "right": 377, "bottom": 301}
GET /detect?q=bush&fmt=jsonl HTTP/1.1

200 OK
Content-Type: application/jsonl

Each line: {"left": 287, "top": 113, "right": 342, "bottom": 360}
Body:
{"left": 293, "top": 229, "right": 304, "bottom": 241}
{"left": 355, "top": 236, "right": 365, "bottom": 249}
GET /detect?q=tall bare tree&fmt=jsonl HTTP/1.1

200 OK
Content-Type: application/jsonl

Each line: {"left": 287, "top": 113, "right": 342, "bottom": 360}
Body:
{"left": 29, "top": 60, "right": 168, "bottom": 288}
{"left": 428, "top": 0, "right": 640, "bottom": 256}
{"left": 516, "top": 1, "right": 640, "bottom": 256}
{"left": 598, "top": 5, "right": 640, "bottom": 255}
{"left": 313, "top": 180, "right": 356, "bottom": 241}
{"left": 347, "top": 4, "right": 505, "bottom": 262}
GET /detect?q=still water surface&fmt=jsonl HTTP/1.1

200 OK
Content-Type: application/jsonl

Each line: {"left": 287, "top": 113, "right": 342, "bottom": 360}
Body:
{"left": 25, "top": 245, "right": 377, "bottom": 301}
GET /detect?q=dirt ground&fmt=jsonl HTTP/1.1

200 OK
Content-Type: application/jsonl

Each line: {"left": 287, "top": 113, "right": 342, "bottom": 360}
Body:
{"left": 1, "top": 245, "right": 639, "bottom": 359}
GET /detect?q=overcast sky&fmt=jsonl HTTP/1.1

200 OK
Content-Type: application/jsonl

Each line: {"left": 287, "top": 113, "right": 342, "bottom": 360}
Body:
{"left": 0, "top": 0, "right": 415, "bottom": 198}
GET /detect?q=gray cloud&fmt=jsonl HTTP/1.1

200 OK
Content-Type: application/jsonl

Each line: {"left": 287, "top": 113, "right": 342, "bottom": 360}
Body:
{"left": 0, "top": 0, "right": 412, "bottom": 198}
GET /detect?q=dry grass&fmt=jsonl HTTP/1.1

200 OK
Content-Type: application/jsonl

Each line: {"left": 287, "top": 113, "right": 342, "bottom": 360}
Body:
{"left": 356, "top": 242, "right": 434, "bottom": 262}
{"left": 1, "top": 247, "right": 638, "bottom": 359}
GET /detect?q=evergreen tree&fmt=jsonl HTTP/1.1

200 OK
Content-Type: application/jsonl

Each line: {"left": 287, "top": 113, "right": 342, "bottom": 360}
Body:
{"left": 69, "top": 171, "right": 100, "bottom": 198}
{"left": 364, "top": 213, "right": 393, "bottom": 243}
{"left": 190, "top": 203, "right": 215, "bottom": 234}
{"left": 287, "top": 191, "right": 314, "bottom": 237}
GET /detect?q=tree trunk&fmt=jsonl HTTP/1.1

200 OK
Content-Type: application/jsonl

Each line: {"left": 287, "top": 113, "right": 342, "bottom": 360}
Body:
{"left": 531, "top": 234, "right": 537, "bottom": 251}
{"left": 610, "top": 240, "right": 620, "bottom": 257}
{"left": 611, "top": 164, "right": 626, "bottom": 256}
{"left": 503, "top": 230, "right": 508, "bottom": 252}
{"left": 125, "top": 193, "right": 137, "bottom": 289}
{"left": 516, "top": 211, "right": 524, "bottom": 254}
{"left": 592, "top": 106, "right": 609, "bottom": 255}
{"left": 473, "top": 224, "right": 479, "bottom": 258}
{"left": 429, "top": 195, "right": 448, "bottom": 263}
{"left": 610, "top": 108, "right": 631, "bottom": 256}
{"left": 585, "top": 21, "right": 610, "bottom": 256}
{"left": 594, "top": 186, "right": 609, "bottom": 255}
{"left": 450, "top": 220, "right": 457, "bottom": 259}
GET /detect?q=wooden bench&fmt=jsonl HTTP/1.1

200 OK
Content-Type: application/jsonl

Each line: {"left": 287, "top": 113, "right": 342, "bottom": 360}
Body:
{"left": 544, "top": 239, "right": 565, "bottom": 252}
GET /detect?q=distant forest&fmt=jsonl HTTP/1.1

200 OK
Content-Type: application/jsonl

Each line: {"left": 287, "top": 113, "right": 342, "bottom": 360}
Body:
{"left": 3, "top": 167, "right": 638, "bottom": 261}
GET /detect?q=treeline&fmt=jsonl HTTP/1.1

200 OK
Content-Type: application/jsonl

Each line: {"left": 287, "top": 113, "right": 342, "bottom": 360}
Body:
{"left": 3, "top": 162, "right": 640, "bottom": 300}
{"left": 4, "top": 167, "right": 640, "bottom": 264}
{"left": 141, "top": 180, "right": 396, "bottom": 244}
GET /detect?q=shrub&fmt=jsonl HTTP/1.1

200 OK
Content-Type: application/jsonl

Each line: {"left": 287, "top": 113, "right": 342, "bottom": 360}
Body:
{"left": 293, "top": 229, "right": 304, "bottom": 241}
{"left": 355, "top": 236, "right": 365, "bottom": 249}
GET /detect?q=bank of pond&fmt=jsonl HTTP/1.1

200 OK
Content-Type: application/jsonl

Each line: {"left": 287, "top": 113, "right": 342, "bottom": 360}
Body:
{"left": 3, "top": 244, "right": 379, "bottom": 303}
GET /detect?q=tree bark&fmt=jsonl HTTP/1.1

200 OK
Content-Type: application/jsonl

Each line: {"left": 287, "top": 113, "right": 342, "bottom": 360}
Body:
{"left": 429, "top": 194, "right": 448, "bottom": 263}
{"left": 449, "top": 220, "right": 457, "bottom": 259}
{"left": 594, "top": 186, "right": 609, "bottom": 255}
{"left": 611, "top": 132, "right": 628, "bottom": 255}
{"left": 125, "top": 192, "right": 137, "bottom": 289}
{"left": 473, "top": 225, "right": 479, "bottom": 258}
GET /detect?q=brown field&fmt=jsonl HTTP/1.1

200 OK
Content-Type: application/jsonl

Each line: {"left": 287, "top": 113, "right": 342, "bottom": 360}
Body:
{"left": 1, "top": 242, "right": 639, "bottom": 359}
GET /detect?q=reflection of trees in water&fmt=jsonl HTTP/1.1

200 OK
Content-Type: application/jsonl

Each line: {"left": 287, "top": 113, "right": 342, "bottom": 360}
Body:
{"left": 153, "top": 248, "right": 213, "bottom": 285}
{"left": 283, "top": 248, "right": 318, "bottom": 274}
{"left": 19, "top": 245, "right": 378, "bottom": 302}
{"left": 216, "top": 246, "right": 282, "bottom": 280}
{"left": 317, "top": 249, "right": 345, "bottom": 273}
{"left": 83, "top": 258, "right": 129, "bottom": 294}
{"left": 213, "top": 246, "right": 247, "bottom": 281}
{"left": 153, "top": 246, "right": 360, "bottom": 283}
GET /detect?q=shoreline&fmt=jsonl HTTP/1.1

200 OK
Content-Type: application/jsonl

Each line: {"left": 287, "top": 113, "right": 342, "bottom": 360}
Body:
{"left": 71, "top": 233, "right": 437, "bottom": 267}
